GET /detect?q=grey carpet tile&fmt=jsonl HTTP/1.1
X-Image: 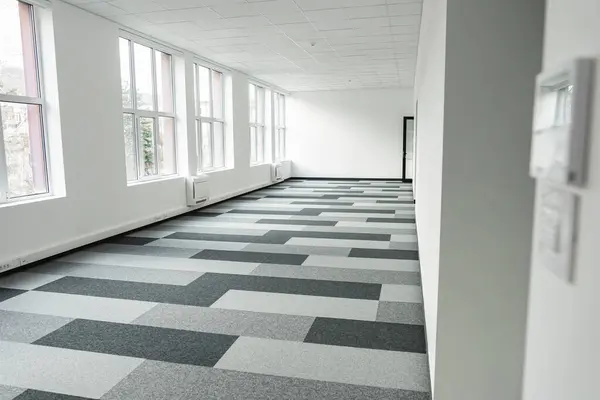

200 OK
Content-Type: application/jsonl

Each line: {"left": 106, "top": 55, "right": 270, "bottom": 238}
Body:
{"left": 256, "top": 218, "right": 337, "bottom": 226}
{"left": 251, "top": 264, "right": 422, "bottom": 285}
{"left": 102, "top": 360, "right": 431, "bottom": 400}
{"left": 0, "top": 384, "right": 25, "bottom": 399}
{"left": 349, "top": 248, "right": 420, "bottom": 260}
{"left": 133, "top": 304, "right": 315, "bottom": 342}
{"left": 35, "top": 319, "right": 237, "bottom": 367}
{"left": 6, "top": 179, "right": 429, "bottom": 397}
{"left": 191, "top": 249, "right": 308, "bottom": 265}
{"left": 0, "top": 288, "right": 26, "bottom": 303}
{"left": 88, "top": 243, "right": 199, "bottom": 258}
{"left": 0, "top": 310, "right": 73, "bottom": 343}
{"left": 377, "top": 302, "right": 426, "bottom": 325}
{"left": 13, "top": 390, "right": 92, "bottom": 400}
{"left": 304, "top": 317, "right": 427, "bottom": 354}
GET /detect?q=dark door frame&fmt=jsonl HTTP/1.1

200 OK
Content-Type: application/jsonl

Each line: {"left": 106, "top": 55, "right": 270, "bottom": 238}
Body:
{"left": 402, "top": 116, "right": 415, "bottom": 182}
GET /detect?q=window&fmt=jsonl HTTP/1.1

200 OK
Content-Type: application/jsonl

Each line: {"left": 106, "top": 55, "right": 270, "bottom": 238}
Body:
{"left": 249, "top": 83, "right": 265, "bottom": 164}
{"left": 119, "top": 37, "right": 176, "bottom": 182}
{"left": 195, "top": 64, "right": 224, "bottom": 171}
{"left": 274, "top": 92, "right": 286, "bottom": 160}
{"left": 0, "top": 0, "right": 48, "bottom": 202}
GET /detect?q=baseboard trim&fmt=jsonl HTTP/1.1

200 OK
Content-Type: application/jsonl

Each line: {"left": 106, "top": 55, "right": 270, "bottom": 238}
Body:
{"left": 1, "top": 179, "right": 286, "bottom": 275}
{"left": 291, "top": 176, "right": 409, "bottom": 182}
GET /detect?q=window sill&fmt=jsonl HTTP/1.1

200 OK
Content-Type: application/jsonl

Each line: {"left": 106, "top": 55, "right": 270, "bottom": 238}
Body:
{"left": 202, "top": 167, "right": 233, "bottom": 174}
{"left": 250, "top": 162, "right": 270, "bottom": 167}
{"left": 0, "top": 192, "right": 64, "bottom": 209}
{"left": 127, "top": 175, "right": 183, "bottom": 187}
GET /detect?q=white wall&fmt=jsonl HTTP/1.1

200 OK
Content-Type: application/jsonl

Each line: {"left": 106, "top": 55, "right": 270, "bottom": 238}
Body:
{"left": 523, "top": 1, "right": 600, "bottom": 399}
{"left": 288, "top": 88, "right": 413, "bottom": 179}
{"left": 0, "top": 1, "right": 281, "bottom": 268}
{"left": 415, "top": 0, "right": 544, "bottom": 398}
{"left": 413, "top": 0, "right": 447, "bottom": 390}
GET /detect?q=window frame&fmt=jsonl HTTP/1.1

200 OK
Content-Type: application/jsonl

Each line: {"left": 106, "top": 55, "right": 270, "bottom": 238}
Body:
{"left": 194, "top": 62, "right": 225, "bottom": 172}
{"left": 120, "top": 35, "right": 177, "bottom": 183}
{"left": 274, "top": 92, "right": 286, "bottom": 161}
{"left": 0, "top": 0, "right": 50, "bottom": 203}
{"left": 249, "top": 82, "right": 265, "bottom": 165}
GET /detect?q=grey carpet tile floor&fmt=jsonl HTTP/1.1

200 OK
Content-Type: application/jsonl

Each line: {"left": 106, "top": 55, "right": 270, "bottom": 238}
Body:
{"left": 0, "top": 179, "right": 430, "bottom": 399}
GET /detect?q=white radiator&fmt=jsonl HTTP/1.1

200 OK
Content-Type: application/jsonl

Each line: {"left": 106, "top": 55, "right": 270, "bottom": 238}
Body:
{"left": 271, "top": 163, "right": 283, "bottom": 182}
{"left": 186, "top": 174, "right": 210, "bottom": 206}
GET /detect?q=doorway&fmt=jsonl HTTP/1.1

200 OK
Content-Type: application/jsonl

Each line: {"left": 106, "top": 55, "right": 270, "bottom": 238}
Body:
{"left": 402, "top": 116, "right": 415, "bottom": 182}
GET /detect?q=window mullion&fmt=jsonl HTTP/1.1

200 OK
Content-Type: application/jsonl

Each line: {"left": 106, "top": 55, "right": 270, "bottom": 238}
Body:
{"left": 129, "top": 40, "right": 136, "bottom": 111}
{"left": 0, "top": 110, "right": 9, "bottom": 203}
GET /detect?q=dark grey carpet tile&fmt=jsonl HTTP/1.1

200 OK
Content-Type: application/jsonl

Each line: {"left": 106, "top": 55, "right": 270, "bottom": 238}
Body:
{"left": 14, "top": 390, "right": 92, "bottom": 399}
{"left": 0, "top": 288, "right": 26, "bottom": 303}
{"left": 291, "top": 201, "right": 354, "bottom": 206}
{"left": 194, "top": 273, "right": 382, "bottom": 301}
{"left": 35, "top": 276, "right": 226, "bottom": 307}
{"left": 313, "top": 190, "right": 364, "bottom": 193}
{"left": 165, "top": 232, "right": 262, "bottom": 243}
{"left": 88, "top": 243, "right": 197, "bottom": 258}
{"left": 261, "top": 230, "right": 391, "bottom": 242}
{"left": 304, "top": 318, "right": 426, "bottom": 354}
{"left": 319, "top": 194, "right": 341, "bottom": 199}
{"left": 366, "top": 217, "right": 416, "bottom": 223}
{"left": 35, "top": 319, "right": 237, "bottom": 367}
{"left": 382, "top": 189, "right": 412, "bottom": 192}
{"left": 103, "top": 236, "right": 157, "bottom": 246}
{"left": 338, "top": 194, "right": 403, "bottom": 198}
{"left": 103, "top": 360, "right": 431, "bottom": 400}
{"left": 239, "top": 196, "right": 262, "bottom": 200}
{"left": 193, "top": 212, "right": 226, "bottom": 217}
{"left": 349, "top": 248, "right": 419, "bottom": 260}
{"left": 192, "top": 250, "right": 308, "bottom": 265}
{"left": 256, "top": 219, "right": 337, "bottom": 226}
{"left": 376, "top": 200, "right": 415, "bottom": 204}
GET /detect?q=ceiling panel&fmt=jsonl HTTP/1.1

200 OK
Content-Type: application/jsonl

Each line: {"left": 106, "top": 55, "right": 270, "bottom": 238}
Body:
{"left": 67, "top": 0, "right": 423, "bottom": 91}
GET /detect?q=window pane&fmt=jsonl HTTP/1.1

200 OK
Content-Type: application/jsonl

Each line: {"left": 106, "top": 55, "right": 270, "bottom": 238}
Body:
{"left": 212, "top": 70, "right": 223, "bottom": 119}
{"left": 133, "top": 43, "right": 154, "bottom": 110}
{"left": 158, "top": 117, "right": 176, "bottom": 175}
{"left": 119, "top": 38, "right": 132, "bottom": 108}
{"left": 279, "top": 128, "right": 285, "bottom": 159}
{"left": 122, "top": 113, "right": 137, "bottom": 181}
{"left": 279, "top": 95, "right": 285, "bottom": 126}
{"left": 257, "top": 87, "right": 265, "bottom": 125}
{"left": 274, "top": 124, "right": 280, "bottom": 160}
{"left": 249, "top": 84, "right": 256, "bottom": 123}
{"left": 213, "top": 121, "right": 224, "bottom": 168}
{"left": 155, "top": 51, "right": 173, "bottom": 113}
{"left": 256, "top": 126, "right": 264, "bottom": 163}
{"left": 274, "top": 94, "right": 279, "bottom": 127}
{"left": 139, "top": 117, "right": 157, "bottom": 176}
{"left": 201, "top": 121, "right": 212, "bottom": 169}
{"left": 0, "top": 0, "right": 38, "bottom": 97}
{"left": 198, "top": 65, "right": 211, "bottom": 117}
{"left": 1, "top": 102, "right": 47, "bottom": 198}
{"left": 249, "top": 126, "right": 256, "bottom": 163}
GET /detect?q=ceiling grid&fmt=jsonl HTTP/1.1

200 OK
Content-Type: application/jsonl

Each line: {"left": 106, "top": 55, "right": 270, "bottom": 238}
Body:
{"left": 66, "top": 0, "right": 422, "bottom": 91}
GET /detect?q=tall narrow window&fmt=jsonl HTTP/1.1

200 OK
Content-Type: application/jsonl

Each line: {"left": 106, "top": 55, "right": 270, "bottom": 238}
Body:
{"left": 274, "top": 92, "right": 286, "bottom": 161}
{"left": 195, "top": 63, "right": 225, "bottom": 171}
{"left": 119, "top": 37, "right": 176, "bottom": 182}
{"left": 0, "top": 0, "right": 48, "bottom": 202}
{"left": 249, "top": 83, "right": 265, "bottom": 164}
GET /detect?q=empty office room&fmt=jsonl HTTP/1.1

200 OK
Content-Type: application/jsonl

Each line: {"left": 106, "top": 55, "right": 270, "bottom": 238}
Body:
{"left": 0, "top": 0, "right": 598, "bottom": 399}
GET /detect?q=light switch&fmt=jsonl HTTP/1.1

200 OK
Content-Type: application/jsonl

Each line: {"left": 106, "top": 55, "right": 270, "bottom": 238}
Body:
{"left": 536, "top": 184, "right": 578, "bottom": 282}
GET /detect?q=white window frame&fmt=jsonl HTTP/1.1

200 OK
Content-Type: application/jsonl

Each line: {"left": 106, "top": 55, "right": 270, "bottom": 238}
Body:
{"left": 249, "top": 82, "right": 265, "bottom": 165}
{"left": 274, "top": 92, "right": 286, "bottom": 161}
{"left": 194, "top": 63, "right": 225, "bottom": 172}
{"left": 0, "top": 0, "right": 50, "bottom": 203}
{"left": 120, "top": 35, "right": 177, "bottom": 183}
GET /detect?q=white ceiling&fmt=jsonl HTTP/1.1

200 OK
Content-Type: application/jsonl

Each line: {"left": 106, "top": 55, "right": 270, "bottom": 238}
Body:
{"left": 65, "top": 0, "right": 422, "bottom": 91}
